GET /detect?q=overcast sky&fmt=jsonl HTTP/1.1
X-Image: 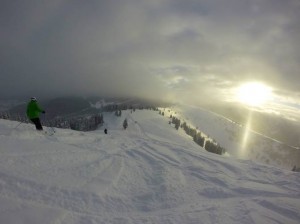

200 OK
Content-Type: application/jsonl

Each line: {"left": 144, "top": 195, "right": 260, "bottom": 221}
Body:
{"left": 1, "top": 0, "right": 300, "bottom": 116}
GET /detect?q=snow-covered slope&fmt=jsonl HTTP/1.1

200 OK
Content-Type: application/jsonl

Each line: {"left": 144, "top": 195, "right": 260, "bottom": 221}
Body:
{"left": 0, "top": 110, "right": 299, "bottom": 224}
{"left": 171, "top": 105, "right": 300, "bottom": 169}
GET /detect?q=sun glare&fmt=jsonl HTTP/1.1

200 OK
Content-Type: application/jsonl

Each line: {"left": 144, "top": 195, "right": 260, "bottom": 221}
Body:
{"left": 236, "top": 82, "right": 273, "bottom": 107}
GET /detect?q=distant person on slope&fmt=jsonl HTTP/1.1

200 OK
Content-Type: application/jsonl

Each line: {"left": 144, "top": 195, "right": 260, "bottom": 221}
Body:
{"left": 26, "top": 97, "right": 45, "bottom": 130}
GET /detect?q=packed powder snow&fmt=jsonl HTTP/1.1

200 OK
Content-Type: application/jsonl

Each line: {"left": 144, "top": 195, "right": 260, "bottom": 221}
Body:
{"left": 0, "top": 110, "right": 299, "bottom": 224}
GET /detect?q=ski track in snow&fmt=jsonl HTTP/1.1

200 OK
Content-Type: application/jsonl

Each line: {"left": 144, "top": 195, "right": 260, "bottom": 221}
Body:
{"left": 0, "top": 111, "right": 300, "bottom": 224}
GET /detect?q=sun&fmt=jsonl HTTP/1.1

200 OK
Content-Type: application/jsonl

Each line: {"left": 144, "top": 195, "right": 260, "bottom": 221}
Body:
{"left": 236, "top": 82, "right": 273, "bottom": 107}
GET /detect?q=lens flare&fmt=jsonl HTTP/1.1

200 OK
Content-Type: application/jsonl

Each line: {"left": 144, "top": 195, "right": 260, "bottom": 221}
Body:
{"left": 240, "top": 111, "right": 253, "bottom": 158}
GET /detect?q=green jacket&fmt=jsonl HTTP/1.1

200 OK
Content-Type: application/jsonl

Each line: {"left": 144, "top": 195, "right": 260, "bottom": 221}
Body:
{"left": 26, "top": 100, "right": 43, "bottom": 119}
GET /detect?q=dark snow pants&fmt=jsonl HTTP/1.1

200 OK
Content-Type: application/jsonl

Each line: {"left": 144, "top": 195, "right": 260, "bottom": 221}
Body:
{"left": 30, "top": 118, "right": 43, "bottom": 130}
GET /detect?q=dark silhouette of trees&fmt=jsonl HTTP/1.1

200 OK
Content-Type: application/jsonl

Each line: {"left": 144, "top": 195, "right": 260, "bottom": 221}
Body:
{"left": 204, "top": 141, "right": 225, "bottom": 155}
{"left": 67, "top": 114, "right": 104, "bottom": 131}
{"left": 115, "top": 110, "right": 122, "bottom": 117}
{"left": 172, "top": 117, "right": 181, "bottom": 130}
{"left": 193, "top": 132, "right": 205, "bottom": 147}
{"left": 174, "top": 119, "right": 225, "bottom": 155}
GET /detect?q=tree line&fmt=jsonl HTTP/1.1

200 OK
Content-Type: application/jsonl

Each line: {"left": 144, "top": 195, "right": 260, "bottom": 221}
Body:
{"left": 1, "top": 104, "right": 159, "bottom": 132}
{"left": 160, "top": 110, "right": 226, "bottom": 156}
{"left": 0, "top": 112, "right": 104, "bottom": 132}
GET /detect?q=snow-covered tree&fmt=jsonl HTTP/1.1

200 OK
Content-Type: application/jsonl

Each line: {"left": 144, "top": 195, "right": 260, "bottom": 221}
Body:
{"left": 123, "top": 119, "right": 128, "bottom": 129}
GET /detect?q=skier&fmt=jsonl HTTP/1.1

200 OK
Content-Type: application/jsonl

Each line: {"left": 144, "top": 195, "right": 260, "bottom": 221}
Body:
{"left": 104, "top": 128, "right": 108, "bottom": 134}
{"left": 123, "top": 118, "right": 128, "bottom": 130}
{"left": 26, "top": 97, "right": 45, "bottom": 130}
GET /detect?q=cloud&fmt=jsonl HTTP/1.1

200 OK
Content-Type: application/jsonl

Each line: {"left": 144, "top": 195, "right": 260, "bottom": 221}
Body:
{"left": 0, "top": 0, "right": 300, "bottom": 118}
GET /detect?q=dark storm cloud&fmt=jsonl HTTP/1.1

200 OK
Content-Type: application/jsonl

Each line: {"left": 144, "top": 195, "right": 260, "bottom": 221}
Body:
{"left": 1, "top": 0, "right": 300, "bottom": 110}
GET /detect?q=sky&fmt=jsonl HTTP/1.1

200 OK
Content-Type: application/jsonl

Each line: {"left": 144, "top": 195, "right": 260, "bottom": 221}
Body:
{"left": 1, "top": 0, "right": 300, "bottom": 118}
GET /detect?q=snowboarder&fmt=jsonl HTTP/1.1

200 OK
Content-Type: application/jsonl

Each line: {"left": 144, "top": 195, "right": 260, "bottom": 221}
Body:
{"left": 26, "top": 97, "right": 45, "bottom": 130}
{"left": 104, "top": 128, "right": 108, "bottom": 134}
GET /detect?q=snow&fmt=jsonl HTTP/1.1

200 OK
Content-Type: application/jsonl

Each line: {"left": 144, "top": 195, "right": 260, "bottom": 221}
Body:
{"left": 0, "top": 110, "right": 300, "bottom": 224}
{"left": 169, "top": 105, "right": 300, "bottom": 169}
